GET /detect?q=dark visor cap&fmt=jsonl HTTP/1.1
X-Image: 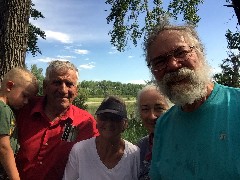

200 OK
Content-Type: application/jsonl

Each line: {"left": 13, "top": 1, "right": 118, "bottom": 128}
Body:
{"left": 95, "top": 97, "right": 127, "bottom": 119}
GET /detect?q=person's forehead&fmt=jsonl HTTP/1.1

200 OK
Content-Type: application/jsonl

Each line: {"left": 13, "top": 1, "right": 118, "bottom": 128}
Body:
{"left": 156, "top": 30, "right": 192, "bottom": 47}
{"left": 140, "top": 90, "right": 166, "bottom": 104}
{"left": 18, "top": 82, "right": 37, "bottom": 94}
{"left": 148, "top": 30, "right": 193, "bottom": 59}
{"left": 50, "top": 69, "right": 77, "bottom": 79}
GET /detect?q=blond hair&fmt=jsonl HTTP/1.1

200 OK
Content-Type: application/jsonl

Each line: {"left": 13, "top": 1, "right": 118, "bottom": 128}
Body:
{"left": 1, "top": 67, "right": 38, "bottom": 91}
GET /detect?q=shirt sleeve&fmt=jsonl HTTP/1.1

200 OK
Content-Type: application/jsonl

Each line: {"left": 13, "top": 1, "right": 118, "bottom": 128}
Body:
{"left": 149, "top": 131, "right": 161, "bottom": 180}
{"left": 0, "top": 105, "right": 14, "bottom": 136}
{"left": 62, "top": 144, "right": 79, "bottom": 180}
{"left": 136, "top": 147, "right": 141, "bottom": 180}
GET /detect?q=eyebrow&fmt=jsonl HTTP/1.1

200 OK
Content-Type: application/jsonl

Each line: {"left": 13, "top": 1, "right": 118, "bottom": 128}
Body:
{"left": 140, "top": 104, "right": 166, "bottom": 108}
{"left": 150, "top": 46, "right": 187, "bottom": 62}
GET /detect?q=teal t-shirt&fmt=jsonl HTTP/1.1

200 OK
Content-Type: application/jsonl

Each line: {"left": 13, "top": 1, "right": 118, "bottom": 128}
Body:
{"left": 0, "top": 101, "right": 18, "bottom": 153}
{"left": 149, "top": 83, "right": 240, "bottom": 180}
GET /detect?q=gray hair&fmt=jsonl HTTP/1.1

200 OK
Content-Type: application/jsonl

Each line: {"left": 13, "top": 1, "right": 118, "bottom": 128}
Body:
{"left": 45, "top": 60, "right": 79, "bottom": 85}
{"left": 136, "top": 84, "right": 172, "bottom": 115}
{"left": 144, "top": 19, "right": 205, "bottom": 63}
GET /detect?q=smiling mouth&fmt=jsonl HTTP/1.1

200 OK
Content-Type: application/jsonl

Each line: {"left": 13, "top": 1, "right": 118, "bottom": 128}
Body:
{"left": 57, "top": 97, "right": 69, "bottom": 100}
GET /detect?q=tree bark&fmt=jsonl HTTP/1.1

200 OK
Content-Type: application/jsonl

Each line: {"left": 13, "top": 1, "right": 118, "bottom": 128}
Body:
{"left": 232, "top": 0, "right": 240, "bottom": 25}
{"left": 0, "top": 0, "right": 31, "bottom": 81}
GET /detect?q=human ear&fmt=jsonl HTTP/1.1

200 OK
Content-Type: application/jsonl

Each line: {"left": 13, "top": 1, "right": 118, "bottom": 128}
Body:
{"left": 6, "top": 81, "right": 14, "bottom": 91}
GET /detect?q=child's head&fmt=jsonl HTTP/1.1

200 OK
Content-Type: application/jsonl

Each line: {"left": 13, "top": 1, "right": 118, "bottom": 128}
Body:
{"left": 0, "top": 67, "right": 39, "bottom": 109}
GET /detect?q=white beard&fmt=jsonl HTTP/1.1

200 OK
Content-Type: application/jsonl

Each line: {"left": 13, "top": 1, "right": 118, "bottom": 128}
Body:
{"left": 157, "top": 66, "right": 211, "bottom": 106}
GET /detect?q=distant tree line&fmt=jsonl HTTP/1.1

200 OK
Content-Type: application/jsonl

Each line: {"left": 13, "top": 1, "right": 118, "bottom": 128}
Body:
{"left": 80, "top": 80, "right": 144, "bottom": 98}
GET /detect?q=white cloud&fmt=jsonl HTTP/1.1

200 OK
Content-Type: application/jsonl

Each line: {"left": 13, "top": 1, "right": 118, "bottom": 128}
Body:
{"left": 108, "top": 47, "right": 119, "bottom": 54}
{"left": 31, "top": 0, "right": 110, "bottom": 43}
{"left": 57, "top": 55, "right": 76, "bottom": 59}
{"left": 34, "top": 57, "right": 53, "bottom": 63}
{"left": 74, "top": 49, "right": 89, "bottom": 55}
{"left": 28, "top": 57, "right": 70, "bottom": 64}
{"left": 79, "top": 62, "right": 95, "bottom": 69}
{"left": 108, "top": 51, "right": 118, "bottom": 54}
{"left": 128, "top": 56, "right": 134, "bottom": 58}
{"left": 45, "top": 30, "right": 72, "bottom": 43}
{"left": 64, "top": 46, "right": 74, "bottom": 50}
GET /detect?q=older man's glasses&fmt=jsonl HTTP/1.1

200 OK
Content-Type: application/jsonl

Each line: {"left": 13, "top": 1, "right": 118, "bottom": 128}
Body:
{"left": 147, "top": 46, "right": 195, "bottom": 72}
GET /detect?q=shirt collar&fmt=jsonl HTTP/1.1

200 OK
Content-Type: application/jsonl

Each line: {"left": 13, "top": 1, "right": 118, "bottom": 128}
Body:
{"left": 30, "top": 96, "right": 75, "bottom": 121}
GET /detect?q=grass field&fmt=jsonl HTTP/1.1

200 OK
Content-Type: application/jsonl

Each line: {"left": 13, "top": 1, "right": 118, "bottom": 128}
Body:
{"left": 86, "top": 97, "right": 148, "bottom": 144}
{"left": 86, "top": 97, "right": 136, "bottom": 115}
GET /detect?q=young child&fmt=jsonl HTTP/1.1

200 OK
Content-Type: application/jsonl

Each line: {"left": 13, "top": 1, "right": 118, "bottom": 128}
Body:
{"left": 0, "top": 67, "right": 38, "bottom": 180}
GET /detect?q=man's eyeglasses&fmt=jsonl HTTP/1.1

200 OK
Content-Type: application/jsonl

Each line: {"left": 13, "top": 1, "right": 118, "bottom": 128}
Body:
{"left": 147, "top": 46, "right": 195, "bottom": 72}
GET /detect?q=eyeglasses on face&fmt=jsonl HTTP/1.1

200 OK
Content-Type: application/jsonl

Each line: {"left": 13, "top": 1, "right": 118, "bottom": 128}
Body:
{"left": 147, "top": 46, "right": 195, "bottom": 72}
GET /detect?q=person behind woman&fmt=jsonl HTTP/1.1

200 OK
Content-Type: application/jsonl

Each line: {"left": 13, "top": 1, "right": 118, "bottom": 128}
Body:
{"left": 136, "top": 84, "right": 170, "bottom": 179}
{"left": 63, "top": 96, "right": 140, "bottom": 180}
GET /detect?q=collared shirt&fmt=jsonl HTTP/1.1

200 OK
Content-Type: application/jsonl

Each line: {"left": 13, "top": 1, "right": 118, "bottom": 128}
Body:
{"left": 16, "top": 96, "right": 99, "bottom": 180}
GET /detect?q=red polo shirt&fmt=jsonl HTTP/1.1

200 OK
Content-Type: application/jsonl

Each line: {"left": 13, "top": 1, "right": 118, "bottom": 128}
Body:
{"left": 16, "top": 96, "right": 99, "bottom": 180}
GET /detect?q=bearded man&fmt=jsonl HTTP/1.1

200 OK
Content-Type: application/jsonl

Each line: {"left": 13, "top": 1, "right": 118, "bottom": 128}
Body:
{"left": 145, "top": 20, "right": 240, "bottom": 179}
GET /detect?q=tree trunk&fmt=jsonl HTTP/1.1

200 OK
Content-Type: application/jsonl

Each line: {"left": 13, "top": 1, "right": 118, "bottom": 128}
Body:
{"left": 0, "top": 0, "right": 31, "bottom": 82}
{"left": 232, "top": 0, "right": 240, "bottom": 25}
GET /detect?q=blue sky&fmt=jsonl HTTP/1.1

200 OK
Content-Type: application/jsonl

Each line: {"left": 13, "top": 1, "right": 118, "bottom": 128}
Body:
{"left": 26, "top": 0, "right": 238, "bottom": 84}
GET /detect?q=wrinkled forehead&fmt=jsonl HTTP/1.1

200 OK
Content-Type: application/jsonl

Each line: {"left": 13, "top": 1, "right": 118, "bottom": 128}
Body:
{"left": 48, "top": 69, "right": 78, "bottom": 84}
{"left": 51, "top": 69, "right": 78, "bottom": 78}
{"left": 140, "top": 90, "right": 168, "bottom": 105}
{"left": 156, "top": 30, "right": 194, "bottom": 48}
{"left": 148, "top": 30, "right": 196, "bottom": 58}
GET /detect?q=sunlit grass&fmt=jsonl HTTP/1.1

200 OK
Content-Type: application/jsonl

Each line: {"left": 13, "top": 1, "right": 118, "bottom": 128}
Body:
{"left": 86, "top": 98, "right": 147, "bottom": 144}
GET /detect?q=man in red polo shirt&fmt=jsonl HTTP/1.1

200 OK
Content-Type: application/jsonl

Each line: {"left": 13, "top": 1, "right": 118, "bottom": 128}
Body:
{"left": 16, "top": 60, "right": 99, "bottom": 180}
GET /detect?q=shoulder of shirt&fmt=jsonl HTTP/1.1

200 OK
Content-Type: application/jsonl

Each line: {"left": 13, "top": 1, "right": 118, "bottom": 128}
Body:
{"left": 0, "top": 100, "right": 11, "bottom": 109}
{"left": 137, "top": 135, "right": 149, "bottom": 147}
{"left": 124, "top": 139, "right": 140, "bottom": 152}
{"left": 70, "top": 105, "right": 94, "bottom": 119}
{"left": 215, "top": 83, "right": 240, "bottom": 91}
{"left": 72, "top": 137, "right": 95, "bottom": 150}
{"left": 25, "top": 96, "right": 43, "bottom": 107}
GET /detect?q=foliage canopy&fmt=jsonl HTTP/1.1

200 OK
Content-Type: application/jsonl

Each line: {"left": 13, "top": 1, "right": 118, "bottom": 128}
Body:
{"left": 28, "top": 3, "right": 46, "bottom": 56}
{"left": 105, "top": 0, "right": 203, "bottom": 52}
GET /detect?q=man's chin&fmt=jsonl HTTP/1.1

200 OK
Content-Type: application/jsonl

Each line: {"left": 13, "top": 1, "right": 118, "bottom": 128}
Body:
{"left": 60, "top": 102, "right": 71, "bottom": 108}
{"left": 56, "top": 98, "right": 70, "bottom": 104}
{"left": 54, "top": 100, "right": 71, "bottom": 109}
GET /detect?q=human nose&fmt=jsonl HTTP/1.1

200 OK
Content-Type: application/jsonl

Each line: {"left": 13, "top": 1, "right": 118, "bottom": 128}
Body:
{"left": 165, "top": 56, "right": 183, "bottom": 71}
{"left": 58, "top": 82, "right": 68, "bottom": 93}
{"left": 147, "top": 109, "right": 159, "bottom": 119}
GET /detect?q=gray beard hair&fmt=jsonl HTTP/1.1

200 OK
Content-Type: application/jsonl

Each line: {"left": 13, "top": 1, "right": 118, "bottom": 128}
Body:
{"left": 157, "top": 67, "right": 211, "bottom": 106}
